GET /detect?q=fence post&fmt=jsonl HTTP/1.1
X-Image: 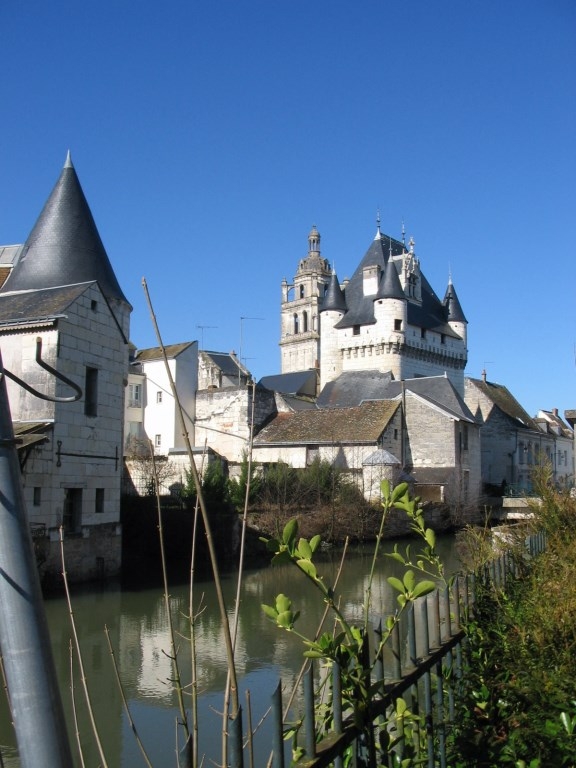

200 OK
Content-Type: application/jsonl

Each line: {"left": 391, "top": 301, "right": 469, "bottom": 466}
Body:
{"left": 271, "top": 681, "right": 285, "bottom": 768}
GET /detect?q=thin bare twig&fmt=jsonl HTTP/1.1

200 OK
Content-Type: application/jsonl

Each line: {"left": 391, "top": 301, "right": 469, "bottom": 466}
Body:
{"left": 59, "top": 527, "right": 109, "bottom": 767}
{"left": 104, "top": 625, "right": 154, "bottom": 768}
{"left": 68, "top": 640, "right": 86, "bottom": 768}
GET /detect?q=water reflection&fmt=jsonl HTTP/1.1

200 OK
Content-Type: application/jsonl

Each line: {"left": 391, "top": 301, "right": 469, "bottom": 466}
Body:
{"left": 0, "top": 537, "right": 460, "bottom": 766}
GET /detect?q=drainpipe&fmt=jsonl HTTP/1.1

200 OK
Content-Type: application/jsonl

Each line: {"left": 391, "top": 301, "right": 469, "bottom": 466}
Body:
{"left": 0, "top": 353, "right": 73, "bottom": 767}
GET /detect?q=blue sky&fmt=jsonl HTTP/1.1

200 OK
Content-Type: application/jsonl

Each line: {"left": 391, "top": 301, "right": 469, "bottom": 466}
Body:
{"left": 1, "top": 0, "right": 575, "bottom": 419}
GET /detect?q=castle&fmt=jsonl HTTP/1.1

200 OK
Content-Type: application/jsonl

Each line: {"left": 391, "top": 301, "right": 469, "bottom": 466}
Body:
{"left": 280, "top": 224, "right": 468, "bottom": 395}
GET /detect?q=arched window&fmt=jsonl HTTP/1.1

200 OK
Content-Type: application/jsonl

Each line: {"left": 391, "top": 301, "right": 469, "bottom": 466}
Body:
{"left": 293, "top": 314, "right": 299, "bottom": 334}
{"left": 302, "top": 311, "right": 308, "bottom": 332}
{"left": 299, "top": 285, "right": 305, "bottom": 299}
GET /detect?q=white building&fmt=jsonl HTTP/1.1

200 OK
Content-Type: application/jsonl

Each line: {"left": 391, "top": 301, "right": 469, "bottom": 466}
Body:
{"left": 280, "top": 224, "right": 468, "bottom": 395}
{"left": 0, "top": 154, "right": 131, "bottom": 582}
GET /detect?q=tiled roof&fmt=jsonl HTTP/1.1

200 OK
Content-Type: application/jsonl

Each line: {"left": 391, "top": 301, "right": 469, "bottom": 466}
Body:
{"left": 202, "top": 351, "right": 248, "bottom": 377}
{"left": 135, "top": 342, "right": 195, "bottom": 362}
{"left": 0, "top": 283, "right": 93, "bottom": 328}
{"left": 317, "top": 370, "right": 393, "bottom": 408}
{"left": 467, "top": 378, "right": 537, "bottom": 429}
{"left": 1, "top": 154, "right": 129, "bottom": 307}
{"left": 254, "top": 400, "right": 399, "bottom": 445}
{"left": 384, "top": 375, "right": 477, "bottom": 423}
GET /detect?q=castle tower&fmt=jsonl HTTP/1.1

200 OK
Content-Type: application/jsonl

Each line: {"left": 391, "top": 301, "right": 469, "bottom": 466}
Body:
{"left": 1, "top": 152, "right": 132, "bottom": 337}
{"left": 443, "top": 275, "right": 468, "bottom": 350}
{"left": 319, "top": 269, "right": 347, "bottom": 389}
{"left": 280, "top": 226, "right": 332, "bottom": 373}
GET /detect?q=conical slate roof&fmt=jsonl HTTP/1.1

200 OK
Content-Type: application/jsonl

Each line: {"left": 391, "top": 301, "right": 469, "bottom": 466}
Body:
{"left": 376, "top": 255, "right": 406, "bottom": 300}
{"left": 443, "top": 279, "right": 467, "bottom": 323}
{"left": 1, "top": 153, "right": 129, "bottom": 305}
{"left": 321, "top": 271, "right": 347, "bottom": 313}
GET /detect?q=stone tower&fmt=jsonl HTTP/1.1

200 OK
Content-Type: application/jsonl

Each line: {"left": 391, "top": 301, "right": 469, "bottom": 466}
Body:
{"left": 280, "top": 225, "right": 332, "bottom": 373}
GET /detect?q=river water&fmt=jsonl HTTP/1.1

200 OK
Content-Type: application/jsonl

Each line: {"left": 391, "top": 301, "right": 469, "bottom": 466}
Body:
{"left": 0, "top": 536, "right": 461, "bottom": 767}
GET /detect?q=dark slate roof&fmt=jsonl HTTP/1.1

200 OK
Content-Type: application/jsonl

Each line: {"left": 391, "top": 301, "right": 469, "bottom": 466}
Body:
{"left": 1, "top": 154, "right": 129, "bottom": 306}
{"left": 321, "top": 271, "right": 347, "bottom": 312}
{"left": 376, "top": 256, "right": 405, "bottom": 300}
{"left": 335, "top": 231, "right": 403, "bottom": 328}
{"left": 443, "top": 280, "right": 467, "bottom": 323}
{"left": 317, "top": 370, "right": 393, "bottom": 408}
{"left": 406, "top": 273, "right": 461, "bottom": 338}
{"left": 276, "top": 394, "right": 319, "bottom": 411}
{"left": 0, "top": 283, "right": 94, "bottom": 328}
{"left": 467, "top": 378, "right": 537, "bottom": 429}
{"left": 135, "top": 342, "right": 195, "bottom": 362}
{"left": 259, "top": 370, "right": 317, "bottom": 397}
{"left": 383, "top": 375, "right": 477, "bottom": 423}
{"left": 202, "top": 351, "right": 247, "bottom": 377}
{"left": 254, "top": 400, "right": 400, "bottom": 446}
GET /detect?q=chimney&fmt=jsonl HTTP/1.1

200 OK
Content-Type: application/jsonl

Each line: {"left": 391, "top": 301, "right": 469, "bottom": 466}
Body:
{"left": 481, "top": 369, "right": 487, "bottom": 383}
{"left": 553, "top": 407, "right": 558, "bottom": 417}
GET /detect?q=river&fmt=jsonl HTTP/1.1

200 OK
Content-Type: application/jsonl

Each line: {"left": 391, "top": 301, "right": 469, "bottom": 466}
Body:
{"left": 0, "top": 536, "right": 461, "bottom": 767}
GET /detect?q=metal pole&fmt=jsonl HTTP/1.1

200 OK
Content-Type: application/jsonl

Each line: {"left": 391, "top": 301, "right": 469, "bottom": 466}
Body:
{"left": 0, "top": 354, "right": 73, "bottom": 767}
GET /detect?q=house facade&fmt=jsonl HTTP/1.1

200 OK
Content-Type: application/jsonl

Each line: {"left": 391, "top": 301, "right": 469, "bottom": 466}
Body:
{"left": 465, "top": 376, "right": 573, "bottom": 492}
{"left": 0, "top": 154, "right": 131, "bottom": 582}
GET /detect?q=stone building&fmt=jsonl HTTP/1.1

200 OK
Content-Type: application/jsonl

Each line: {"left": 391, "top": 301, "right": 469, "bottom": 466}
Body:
{"left": 0, "top": 154, "right": 131, "bottom": 582}
{"left": 465, "top": 376, "right": 573, "bottom": 492}
{"left": 280, "top": 224, "right": 468, "bottom": 395}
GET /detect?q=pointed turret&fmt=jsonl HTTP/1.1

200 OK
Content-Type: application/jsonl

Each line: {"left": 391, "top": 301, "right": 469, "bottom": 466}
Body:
{"left": 2, "top": 154, "right": 129, "bottom": 310}
{"left": 376, "top": 256, "right": 405, "bottom": 301}
{"left": 321, "top": 270, "right": 347, "bottom": 313}
{"left": 443, "top": 277, "right": 467, "bottom": 323}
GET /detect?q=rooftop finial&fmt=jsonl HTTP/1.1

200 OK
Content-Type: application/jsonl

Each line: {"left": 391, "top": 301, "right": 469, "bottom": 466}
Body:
{"left": 64, "top": 150, "right": 73, "bottom": 169}
{"left": 409, "top": 236, "right": 415, "bottom": 254}
{"left": 374, "top": 209, "right": 382, "bottom": 240}
{"left": 401, "top": 219, "right": 406, "bottom": 247}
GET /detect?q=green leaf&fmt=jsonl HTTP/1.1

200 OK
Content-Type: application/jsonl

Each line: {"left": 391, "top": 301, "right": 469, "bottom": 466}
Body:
{"left": 276, "top": 610, "right": 295, "bottom": 629}
{"left": 412, "top": 580, "right": 437, "bottom": 599}
{"left": 386, "top": 551, "right": 407, "bottom": 565}
{"left": 296, "top": 559, "right": 318, "bottom": 579}
{"left": 282, "top": 519, "right": 298, "bottom": 546}
{"left": 271, "top": 550, "right": 291, "bottom": 565}
{"left": 424, "top": 528, "right": 436, "bottom": 549}
{"left": 391, "top": 482, "right": 409, "bottom": 502}
{"left": 387, "top": 576, "right": 405, "bottom": 593}
{"left": 380, "top": 478, "right": 391, "bottom": 500}
{"left": 261, "top": 604, "right": 278, "bottom": 620}
{"left": 309, "top": 534, "right": 321, "bottom": 553}
{"left": 297, "top": 537, "right": 312, "bottom": 560}
{"left": 276, "top": 593, "right": 291, "bottom": 613}
{"left": 403, "top": 569, "right": 416, "bottom": 592}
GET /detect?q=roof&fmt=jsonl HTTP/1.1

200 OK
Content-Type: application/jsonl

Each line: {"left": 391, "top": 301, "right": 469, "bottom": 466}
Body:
{"left": 321, "top": 271, "right": 347, "bottom": 312}
{"left": 383, "top": 375, "right": 477, "bottom": 423}
{"left": 317, "top": 370, "right": 393, "bottom": 408}
{"left": 13, "top": 421, "right": 53, "bottom": 450}
{"left": 536, "top": 409, "right": 573, "bottom": 439}
{"left": 363, "top": 449, "right": 401, "bottom": 466}
{"left": 254, "top": 400, "right": 400, "bottom": 446}
{"left": 467, "top": 377, "right": 538, "bottom": 429}
{"left": 443, "top": 279, "right": 467, "bottom": 323}
{"left": 0, "top": 283, "right": 95, "bottom": 329}
{"left": 1, "top": 154, "right": 129, "bottom": 307}
{"left": 135, "top": 342, "right": 195, "bottom": 362}
{"left": 259, "top": 370, "right": 317, "bottom": 397}
{"left": 201, "top": 350, "right": 249, "bottom": 378}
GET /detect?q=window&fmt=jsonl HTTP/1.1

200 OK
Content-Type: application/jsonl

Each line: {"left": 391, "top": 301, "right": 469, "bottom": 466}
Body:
{"left": 91, "top": 299, "right": 98, "bottom": 312}
{"left": 293, "top": 314, "right": 299, "bottom": 334}
{"left": 462, "top": 423, "right": 469, "bottom": 451}
{"left": 155, "top": 434, "right": 162, "bottom": 448}
{"left": 440, "top": 334, "right": 446, "bottom": 344}
{"left": 63, "top": 488, "right": 82, "bottom": 534}
{"left": 299, "top": 285, "right": 305, "bottom": 299}
{"left": 95, "top": 488, "right": 104, "bottom": 514}
{"left": 302, "top": 311, "right": 308, "bottom": 332}
{"left": 394, "top": 429, "right": 398, "bottom": 440}
{"left": 394, "top": 319, "right": 402, "bottom": 331}
{"left": 420, "top": 328, "right": 426, "bottom": 339}
{"left": 128, "top": 383, "right": 142, "bottom": 408}
{"left": 85, "top": 367, "right": 98, "bottom": 417}
{"left": 156, "top": 391, "right": 163, "bottom": 404}
{"left": 353, "top": 325, "right": 361, "bottom": 336}
{"left": 33, "top": 487, "right": 41, "bottom": 506}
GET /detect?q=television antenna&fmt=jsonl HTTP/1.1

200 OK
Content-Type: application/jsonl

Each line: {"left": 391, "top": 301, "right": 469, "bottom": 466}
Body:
{"left": 196, "top": 325, "right": 217, "bottom": 350}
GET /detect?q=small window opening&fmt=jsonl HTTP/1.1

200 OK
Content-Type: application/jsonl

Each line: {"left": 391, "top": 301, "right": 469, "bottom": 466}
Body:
{"left": 353, "top": 325, "right": 361, "bottom": 336}
{"left": 394, "top": 319, "right": 402, "bottom": 331}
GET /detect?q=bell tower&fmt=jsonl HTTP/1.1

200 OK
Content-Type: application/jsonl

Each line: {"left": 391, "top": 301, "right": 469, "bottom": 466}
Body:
{"left": 280, "top": 226, "right": 332, "bottom": 373}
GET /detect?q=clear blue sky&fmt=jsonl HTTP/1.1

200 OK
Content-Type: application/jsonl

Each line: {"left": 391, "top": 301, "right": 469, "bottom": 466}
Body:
{"left": 1, "top": 1, "right": 575, "bottom": 419}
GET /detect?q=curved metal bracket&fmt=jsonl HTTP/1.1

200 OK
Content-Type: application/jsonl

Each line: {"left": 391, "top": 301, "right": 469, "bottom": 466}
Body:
{"left": 2, "top": 337, "right": 82, "bottom": 403}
